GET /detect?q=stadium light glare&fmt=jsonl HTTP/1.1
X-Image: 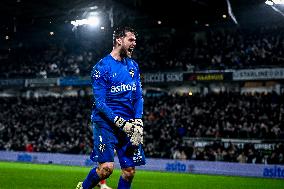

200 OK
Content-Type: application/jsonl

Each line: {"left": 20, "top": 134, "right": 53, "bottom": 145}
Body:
{"left": 273, "top": 0, "right": 284, "bottom": 4}
{"left": 266, "top": 0, "right": 284, "bottom": 5}
{"left": 87, "top": 16, "right": 100, "bottom": 26}
{"left": 265, "top": 0, "right": 274, "bottom": 5}
{"left": 265, "top": 0, "right": 284, "bottom": 17}
{"left": 70, "top": 16, "right": 100, "bottom": 27}
{"left": 90, "top": 6, "right": 98, "bottom": 10}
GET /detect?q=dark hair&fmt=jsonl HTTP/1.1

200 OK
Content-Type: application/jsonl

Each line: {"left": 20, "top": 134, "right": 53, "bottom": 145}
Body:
{"left": 113, "top": 26, "right": 138, "bottom": 45}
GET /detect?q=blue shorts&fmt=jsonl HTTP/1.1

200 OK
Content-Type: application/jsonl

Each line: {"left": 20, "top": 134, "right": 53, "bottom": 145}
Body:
{"left": 90, "top": 121, "right": 146, "bottom": 168}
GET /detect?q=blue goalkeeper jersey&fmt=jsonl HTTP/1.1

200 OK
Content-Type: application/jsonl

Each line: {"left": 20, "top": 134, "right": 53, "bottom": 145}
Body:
{"left": 91, "top": 54, "right": 143, "bottom": 127}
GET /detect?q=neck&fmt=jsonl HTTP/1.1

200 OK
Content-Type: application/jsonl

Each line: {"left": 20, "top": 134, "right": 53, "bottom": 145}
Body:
{"left": 111, "top": 46, "right": 129, "bottom": 61}
{"left": 110, "top": 52, "right": 122, "bottom": 61}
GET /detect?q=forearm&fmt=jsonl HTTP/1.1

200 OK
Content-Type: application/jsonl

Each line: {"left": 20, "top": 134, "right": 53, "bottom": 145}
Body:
{"left": 95, "top": 100, "right": 117, "bottom": 122}
{"left": 133, "top": 97, "right": 143, "bottom": 119}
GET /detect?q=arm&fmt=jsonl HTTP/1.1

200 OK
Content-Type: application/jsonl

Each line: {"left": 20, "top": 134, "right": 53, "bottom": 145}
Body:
{"left": 92, "top": 64, "right": 117, "bottom": 122}
{"left": 129, "top": 65, "right": 144, "bottom": 145}
{"left": 133, "top": 67, "right": 144, "bottom": 119}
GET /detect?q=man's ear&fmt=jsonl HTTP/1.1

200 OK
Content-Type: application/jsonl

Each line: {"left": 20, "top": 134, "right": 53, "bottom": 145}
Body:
{"left": 116, "top": 38, "right": 122, "bottom": 45}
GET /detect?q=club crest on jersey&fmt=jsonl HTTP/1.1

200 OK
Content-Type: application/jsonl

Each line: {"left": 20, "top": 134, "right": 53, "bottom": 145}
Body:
{"left": 129, "top": 69, "right": 135, "bottom": 78}
{"left": 94, "top": 70, "right": 100, "bottom": 79}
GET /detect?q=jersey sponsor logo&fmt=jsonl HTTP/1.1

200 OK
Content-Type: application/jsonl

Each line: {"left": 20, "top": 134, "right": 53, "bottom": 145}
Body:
{"left": 110, "top": 83, "right": 136, "bottom": 93}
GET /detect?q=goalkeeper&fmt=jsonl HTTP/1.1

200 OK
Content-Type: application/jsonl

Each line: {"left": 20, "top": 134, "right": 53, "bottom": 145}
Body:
{"left": 76, "top": 26, "right": 145, "bottom": 189}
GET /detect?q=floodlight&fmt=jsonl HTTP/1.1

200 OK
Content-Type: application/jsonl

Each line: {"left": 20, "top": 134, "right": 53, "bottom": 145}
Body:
{"left": 71, "top": 16, "right": 100, "bottom": 27}
{"left": 265, "top": 0, "right": 284, "bottom": 5}
{"left": 86, "top": 16, "right": 100, "bottom": 27}
{"left": 265, "top": 0, "right": 274, "bottom": 5}
{"left": 272, "top": 0, "right": 284, "bottom": 4}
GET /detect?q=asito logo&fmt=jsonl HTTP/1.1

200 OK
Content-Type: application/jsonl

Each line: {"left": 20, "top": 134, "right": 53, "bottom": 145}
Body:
{"left": 165, "top": 161, "right": 187, "bottom": 172}
{"left": 111, "top": 83, "right": 136, "bottom": 93}
{"left": 263, "top": 166, "right": 284, "bottom": 178}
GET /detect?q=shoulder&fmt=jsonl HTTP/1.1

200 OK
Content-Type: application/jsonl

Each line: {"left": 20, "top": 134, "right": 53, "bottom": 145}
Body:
{"left": 93, "top": 55, "right": 113, "bottom": 70}
{"left": 91, "top": 55, "right": 111, "bottom": 78}
{"left": 96, "top": 55, "right": 112, "bottom": 68}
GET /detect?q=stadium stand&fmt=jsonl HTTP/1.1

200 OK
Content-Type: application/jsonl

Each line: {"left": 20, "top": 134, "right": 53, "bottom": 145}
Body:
{"left": 1, "top": 0, "right": 284, "bottom": 170}
{"left": 1, "top": 24, "right": 284, "bottom": 79}
{"left": 0, "top": 91, "right": 283, "bottom": 164}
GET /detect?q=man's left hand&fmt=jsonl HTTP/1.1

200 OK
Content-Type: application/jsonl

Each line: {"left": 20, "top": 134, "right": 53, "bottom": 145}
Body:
{"left": 129, "top": 119, "right": 144, "bottom": 146}
{"left": 129, "top": 118, "right": 143, "bottom": 127}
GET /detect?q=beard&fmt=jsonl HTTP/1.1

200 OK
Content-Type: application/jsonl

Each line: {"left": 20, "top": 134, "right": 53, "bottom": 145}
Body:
{"left": 120, "top": 47, "right": 132, "bottom": 58}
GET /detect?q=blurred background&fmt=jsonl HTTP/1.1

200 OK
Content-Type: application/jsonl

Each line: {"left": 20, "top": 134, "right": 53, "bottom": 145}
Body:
{"left": 0, "top": 0, "right": 284, "bottom": 177}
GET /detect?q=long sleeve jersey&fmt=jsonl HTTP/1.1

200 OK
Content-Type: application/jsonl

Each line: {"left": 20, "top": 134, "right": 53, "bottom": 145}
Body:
{"left": 91, "top": 54, "right": 143, "bottom": 127}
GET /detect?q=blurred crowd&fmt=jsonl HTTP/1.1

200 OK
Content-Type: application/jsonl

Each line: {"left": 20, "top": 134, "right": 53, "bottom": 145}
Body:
{"left": 143, "top": 91, "right": 284, "bottom": 164}
{"left": 1, "top": 24, "right": 284, "bottom": 79}
{"left": 137, "top": 25, "right": 284, "bottom": 71}
{"left": 0, "top": 91, "right": 283, "bottom": 164}
{"left": 0, "top": 96, "right": 92, "bottom": 154}
{"left": 0, "top": 39, "right": 104, "bottom": 79}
